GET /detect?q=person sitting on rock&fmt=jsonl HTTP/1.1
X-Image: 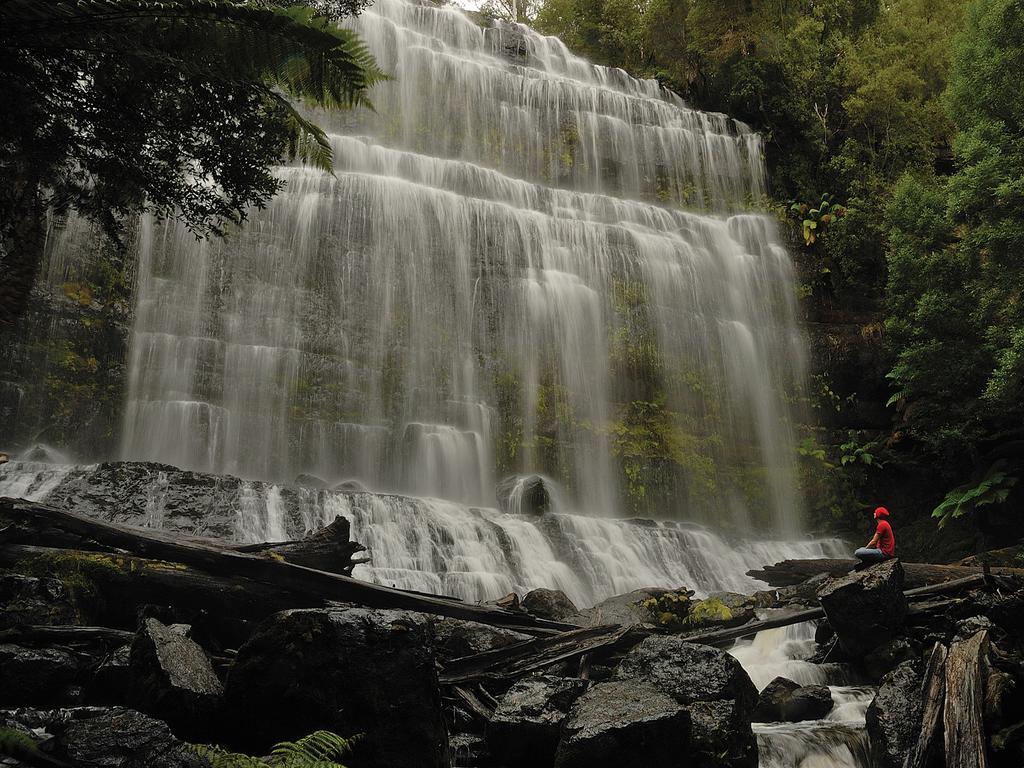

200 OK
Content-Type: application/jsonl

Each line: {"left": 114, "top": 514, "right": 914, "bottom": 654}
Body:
{"left": 854, "top": 506, "right": 895, "bottom": 566}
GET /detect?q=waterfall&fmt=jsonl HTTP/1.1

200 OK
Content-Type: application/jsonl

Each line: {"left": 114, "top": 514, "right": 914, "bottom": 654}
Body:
{"left": 106, "top": 0, "right": 806, "bottom": 529}
{"left": 0, "top": 460, "right": 842, "bottom": 607}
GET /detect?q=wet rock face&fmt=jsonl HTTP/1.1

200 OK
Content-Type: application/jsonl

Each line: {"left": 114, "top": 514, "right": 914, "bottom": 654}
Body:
{"left": 495, "top": 474, "right": 551, "bottom": 515}
{"left": 752, "top": 677, "right": 834, "bottom": 722}
{"left": 487, "top": 675, "right": 590, "bottom": 766}
{"left": 430, "top": 617, "right": 531, "bottom": 661}
{"left": 0, "top": 644, "right": 80, "bottom": 706}
{"left": 225, "top": 607, "right": 448, "bottom": 768}
{"left": 866, "top": 660, "right": 923, "bottom": 768}
{"left": 566, "top": 588, "right": 674, "bottom": 627}
{"left": 553, "top": 680, "right": 690, "bottom": 768}
{"left": 817, "top": 558, "right": 907, "bottom": 657}
{"left": 613, "top": 637, "right": 758, "bottom": 767}
{"left": 522, "top": 589, "right": 579, "bottom": 622}
{"left": 129, "top": 619, "right": 224, "bottom": 740}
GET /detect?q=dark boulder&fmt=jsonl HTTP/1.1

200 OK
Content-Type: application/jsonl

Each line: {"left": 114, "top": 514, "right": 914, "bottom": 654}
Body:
{"left": 752, "top": 677, "right": 834, "bottom": 722}
{"left": 817, "top": 558, "right": 907, "bottom": 657}
{"left": 553, "top": 680, "right": 690, "bottom": 768}
{"left": 87, "top": 645, "right": 133, "bottom": 706}
{"left": 862, "top": 637, "right": 916, "bottom": 680}
{"left": 614, "top": 636, "right": 758, "bottom": 767}
{"left": 57, "top": 707, "right": 208, "bottom": 768}
{"left": 866, "top": 660, "right": 922, "bottom": 768}
{"left": 522, "top": 589, "right": 579, "bottom": 622}
{"left": 0, "top": 644, "right": 80, "bottom": 706}
{"left": 129, "top": 619, "right": 223, "bottom": 739}
{"left": 495, "top": 474, "right": 552, "bottom": 515}
{"left": 487, "top": 675, "right": 590, "bottom": 766}
{"left": 431, "top": 617, "right": 530, "bottom": 661}
{"left": 0, "top": 574, "right": 79, "bottom": 628}
{"left": 225, "top": 607, "right": 448, "bottom": 768}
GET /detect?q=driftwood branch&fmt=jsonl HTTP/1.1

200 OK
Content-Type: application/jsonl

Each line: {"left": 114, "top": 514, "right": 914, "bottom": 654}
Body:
{"left": 440, "top": 624, "right": 642, "bottom": 684}
{"left": 0, "top": 498, "right": 572, "bottom": 636}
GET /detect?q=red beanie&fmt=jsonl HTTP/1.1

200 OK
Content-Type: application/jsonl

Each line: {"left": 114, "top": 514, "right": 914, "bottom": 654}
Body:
{"left": 874, "top": 506, "right": 890, "bottom": 518}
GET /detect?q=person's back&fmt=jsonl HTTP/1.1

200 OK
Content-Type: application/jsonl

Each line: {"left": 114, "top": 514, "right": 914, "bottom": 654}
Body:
{"left": 854, "top": 506, "right": 895, "bottom": 565}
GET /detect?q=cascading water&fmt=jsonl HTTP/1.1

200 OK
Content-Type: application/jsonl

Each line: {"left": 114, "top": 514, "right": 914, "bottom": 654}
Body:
{"left": 108, "top": 0, "right": 807, "bottom": 529}
{"left": 732, "top": 623, "right": 874, "bottom": 768}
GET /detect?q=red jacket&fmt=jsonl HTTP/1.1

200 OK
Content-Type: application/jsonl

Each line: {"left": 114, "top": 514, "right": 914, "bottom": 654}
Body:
{"left": 876, "top": 519, "right": 895, "bottom": 557}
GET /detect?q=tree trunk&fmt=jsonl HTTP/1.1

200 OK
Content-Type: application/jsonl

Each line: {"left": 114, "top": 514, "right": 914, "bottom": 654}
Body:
{"left": 943, "top": 630, "right": 990, "bottom": 768}
{"left": 747, "top": 558, "right": 1024, "bottom": 589}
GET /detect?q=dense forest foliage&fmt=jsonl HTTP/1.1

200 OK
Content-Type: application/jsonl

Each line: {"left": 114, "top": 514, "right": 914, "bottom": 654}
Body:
{"left": 490, "top": 0, "right": 1024, "bottom": 547}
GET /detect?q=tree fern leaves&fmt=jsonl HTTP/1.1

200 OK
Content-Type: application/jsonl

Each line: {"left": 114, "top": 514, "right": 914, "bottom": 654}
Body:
{"left": 193, "top": 730, "right": 355, "bottom": 767}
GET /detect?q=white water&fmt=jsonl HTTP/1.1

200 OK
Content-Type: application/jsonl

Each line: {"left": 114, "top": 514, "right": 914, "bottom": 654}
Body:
{"left": 0, "top": 460, "right": 843, "bottom": 608}
{"left": 99, "top": 0, "right": 808, "bottom": 529}
{"left": 732, "top": 622, "right": 874, "bottom": 768}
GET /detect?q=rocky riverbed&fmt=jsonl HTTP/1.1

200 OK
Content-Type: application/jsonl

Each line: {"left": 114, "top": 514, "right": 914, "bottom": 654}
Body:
{"left": 1, "top": 494, "right": 1023, "bottom": 767}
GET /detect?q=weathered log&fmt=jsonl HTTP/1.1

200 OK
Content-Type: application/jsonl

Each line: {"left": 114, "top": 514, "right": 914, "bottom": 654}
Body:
{"left": 943, "top": 630, "right": 990, "bottom": 768}
{"left": 230, "top": 515, "right": 367, "bottom": 575}
{"left": 0, "top": 624, "right": 135, "bottom": 646}
{"left": 440, "top": 624, "right": 641, "bottom": 684}
{"left": 680, "top": 606, "right": 824, "bottom": 648}
{"left": 747, "top": 558, "right": 1024, "bottom": 589}
{"left": 0, "top": 544, "right": 325, "bottom": 643}
{"left": 906, "top": 642, "right": 949, "bottom": 768}
{"left": 0, "top": 499, "right": 571, "bottom": 635}
{"left": 450, "top": 685, "right": 495, "bottom": 721}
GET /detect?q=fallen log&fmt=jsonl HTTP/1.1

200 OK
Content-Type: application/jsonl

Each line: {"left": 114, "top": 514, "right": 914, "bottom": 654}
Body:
{"left": 906, "top": 642, "right": 948, "bottom": 768}
{"left": 0, "top": 624, "right": 135, "bottom": 646}
{"left": 0, "top": 498, "right": 571, "bottom": 635}
{"left": 944, "top": 630, "right": 990, "bottom": 768}
{"left": 440, "top": 624, "right": 642, "bottom": 684}
{"left": 747, "top": 558, "right": 1024, "bottom": 589}
{"left": 229, "top": 515, "right": 367, "bottom": 575}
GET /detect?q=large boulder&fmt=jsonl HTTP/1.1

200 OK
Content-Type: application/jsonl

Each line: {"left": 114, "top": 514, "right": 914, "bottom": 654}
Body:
{"left": 553, "top": 680, "right": 690, "bottom": 768}
{"left": 495, "top": 474, "right": 552, "bottom": 515}
{"left": 522, "top": 589, "right": 579, "bottom": 622}
{"left": 866, "top": 660, "right": 923, "bottom": 768}
{"left": 431, "top": 617, "right": 530, "bottom": 661}
{"left": 57, "top": 707, "right": 208, "bottom": 768}
{"left": 817, "top": 559, "right": 907, "bottom": 657}
{"left": 686, "top": 593, "right": 756, "bottom": 630}
{"left": 487, "top": 675, "right": 590, "bottom": 766}
{"left": 752, "top": 677, "right": 834, "bottom": 722}
{"left": 225, "top": 607, "right": 448, "bottom": 768}
{"left": 0, "top": 644, "right": 80, "bottom": 706}
{"left": 130, "top": 618, "right": 223, "bottom": 739}
{"left": 614, "top": 637, "right": 758, "bottom": 767}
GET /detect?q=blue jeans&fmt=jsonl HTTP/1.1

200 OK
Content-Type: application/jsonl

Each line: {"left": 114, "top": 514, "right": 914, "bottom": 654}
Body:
{"left": 854, "top": 547, "right": 888, "bottom": 563}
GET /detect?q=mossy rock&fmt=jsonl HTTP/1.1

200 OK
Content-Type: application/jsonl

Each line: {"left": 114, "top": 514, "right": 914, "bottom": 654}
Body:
{"left": 640, "top": 590, "right": 694, "bottom": 631}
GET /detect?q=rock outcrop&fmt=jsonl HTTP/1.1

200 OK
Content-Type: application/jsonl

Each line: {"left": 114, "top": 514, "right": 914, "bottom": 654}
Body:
{"left": 865, "top": 660, "right": 923, "bottom": 768}
{"left": 0, "top": 644, "right": 80, "bottom": 706}
{"left": 129, "top": 618, "right": 224, "bottom": 739}
{"left": 817, "top": 558, "right": 907, "bottom": 657}
{"left": 522, "top": 589, "right": 579, "bottom": 622}
{"left": 487, "top": 675, "right": 590, "bottom": 766}
{"left": 553, "top": 680, "right": 690, "bottom": 768}
{"left": 614, "top": 637, "right": 758, "bottom": 767}
{"left": 752, "top": 676, "right": 834, "bottom": 722}
{"left": 225, "top": 607, "right": 449, "bottom": 768}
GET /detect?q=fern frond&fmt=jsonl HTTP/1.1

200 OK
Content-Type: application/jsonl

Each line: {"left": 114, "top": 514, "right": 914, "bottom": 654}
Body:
{"left": 191, "top": 744, "right": 265, "bottom": 768}
{"left": 269, "top": 730, "right": 355, "bottom": 766}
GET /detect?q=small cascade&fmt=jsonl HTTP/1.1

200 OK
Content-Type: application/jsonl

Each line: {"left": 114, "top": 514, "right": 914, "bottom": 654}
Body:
{"left": 731, "top": 622, "right": 874, "bottom": 768}
{"left": 0, "top": 460, "right": 845, "bottom": 607}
